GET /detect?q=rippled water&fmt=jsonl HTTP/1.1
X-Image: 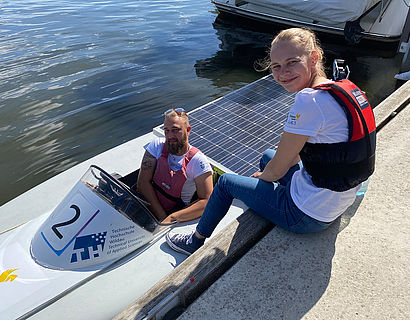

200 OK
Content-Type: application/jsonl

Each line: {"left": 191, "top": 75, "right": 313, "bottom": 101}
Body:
{"left": 0, "top": 0, "right": 403, "bottom": 205}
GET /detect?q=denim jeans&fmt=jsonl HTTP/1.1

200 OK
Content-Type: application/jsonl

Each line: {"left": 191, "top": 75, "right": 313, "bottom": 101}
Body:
{"left": 196, "top": 149, "right": 332, "bottom": 237}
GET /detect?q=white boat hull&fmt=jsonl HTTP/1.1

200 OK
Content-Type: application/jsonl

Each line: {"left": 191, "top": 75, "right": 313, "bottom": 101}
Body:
{"left": 0, "top": 131, "right": 247, "bottom": 319}
{"left": 212, "top": 0, "right": 409, "bottom": 43}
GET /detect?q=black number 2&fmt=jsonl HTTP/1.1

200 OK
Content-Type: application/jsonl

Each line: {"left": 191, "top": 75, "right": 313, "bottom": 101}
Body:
{"left": 51, "top": 204, "right": 81, "bottom": 239}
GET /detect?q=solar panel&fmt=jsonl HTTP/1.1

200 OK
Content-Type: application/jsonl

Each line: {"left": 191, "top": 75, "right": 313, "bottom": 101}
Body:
{"left": 188, "top": 75, "right": 295, "bottom": 176}
{"left": 154, "top": 75, "right": 296, "bottom": 177}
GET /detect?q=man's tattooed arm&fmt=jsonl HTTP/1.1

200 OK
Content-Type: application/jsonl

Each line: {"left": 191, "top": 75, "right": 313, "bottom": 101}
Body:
{"left": 140, "top": 151, "right": 156, "bottom": 172}
{"left": 136, "top": 150, "right": 167, "bottom": 220}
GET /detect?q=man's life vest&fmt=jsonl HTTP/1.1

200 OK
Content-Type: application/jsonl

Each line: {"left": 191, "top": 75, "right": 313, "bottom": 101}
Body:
{"left": 299, "top": 79, "right": 376, "bottom": 192}
{"left": 152, "top": 145, "right": 199, "bottom": 213}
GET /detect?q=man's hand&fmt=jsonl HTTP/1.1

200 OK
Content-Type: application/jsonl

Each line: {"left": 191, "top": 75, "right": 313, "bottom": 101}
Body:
{"left": 161, "top": 214, "right": 177, "bottom": 224}
{"left": 166, "top": 171, "right": 213, "bottom": 222}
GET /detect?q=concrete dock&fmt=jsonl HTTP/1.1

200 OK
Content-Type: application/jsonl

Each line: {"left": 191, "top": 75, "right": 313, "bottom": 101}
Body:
{"left": 115, "top": 80, "right": 410, "bottom": 320}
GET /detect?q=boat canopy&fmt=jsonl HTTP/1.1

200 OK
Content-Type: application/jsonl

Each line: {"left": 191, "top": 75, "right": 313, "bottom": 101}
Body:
{"left": 30, "top": 166, "right": 160, "bottom": 270}
{"left": 245, "top": 0, "right": 380, "bottom": 24}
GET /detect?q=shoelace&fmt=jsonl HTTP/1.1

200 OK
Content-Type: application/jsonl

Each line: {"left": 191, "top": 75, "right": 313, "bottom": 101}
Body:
{"left": 172, "top": 232, "right": 194, "bottom": 244}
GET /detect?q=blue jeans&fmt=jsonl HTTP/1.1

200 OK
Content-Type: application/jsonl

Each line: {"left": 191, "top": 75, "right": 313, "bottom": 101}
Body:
{"left": 196, "top": 149, "right": 332, "bottom": 237}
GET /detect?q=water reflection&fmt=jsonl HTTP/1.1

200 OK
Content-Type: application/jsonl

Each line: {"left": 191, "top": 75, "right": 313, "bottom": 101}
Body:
{"left": 0, "top": 0, "right": 222, "bottom": 205}
{"left": 195, "top": 15, "right": 402, "bottom": 106}
{"left": 0, "top": 2, "right": 403, "bottom": 207}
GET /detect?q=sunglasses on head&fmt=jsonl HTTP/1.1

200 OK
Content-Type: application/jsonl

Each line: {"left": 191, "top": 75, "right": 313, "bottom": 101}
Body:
{"left": 164, "top": 107, "right": 185, "bottom": 116}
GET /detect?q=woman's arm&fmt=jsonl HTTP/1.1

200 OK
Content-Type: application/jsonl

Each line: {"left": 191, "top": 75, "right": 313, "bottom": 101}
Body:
{"left": 254, "top": 132, "right": 308, "bottom": 182}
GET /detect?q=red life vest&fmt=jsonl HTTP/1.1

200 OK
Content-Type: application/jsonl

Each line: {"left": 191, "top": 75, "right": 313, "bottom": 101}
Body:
{"left": 152, "top": 144, "right": 199, "bottom": 213}
{"left": 299, "top": 79, "right": 376, "bottom": 192}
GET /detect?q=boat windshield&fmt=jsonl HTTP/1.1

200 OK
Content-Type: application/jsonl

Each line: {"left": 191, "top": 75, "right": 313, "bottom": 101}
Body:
{"left": 81, "top": 165, "right": 159, "bottom": 233}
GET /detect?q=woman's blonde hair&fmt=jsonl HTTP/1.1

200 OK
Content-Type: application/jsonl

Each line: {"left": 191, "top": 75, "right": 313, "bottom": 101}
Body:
{"left": 256, "top": 27, "right": 326, "bottom": 77}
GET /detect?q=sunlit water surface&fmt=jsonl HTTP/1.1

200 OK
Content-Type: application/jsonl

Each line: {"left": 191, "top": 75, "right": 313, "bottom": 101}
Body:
{"left": 0, "top": 0, "right": 403, "bottom": 205}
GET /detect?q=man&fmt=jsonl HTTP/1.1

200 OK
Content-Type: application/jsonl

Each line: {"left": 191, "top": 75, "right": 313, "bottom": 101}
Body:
{"left": 136, "top": 108, "right": 213, "bottom": 223}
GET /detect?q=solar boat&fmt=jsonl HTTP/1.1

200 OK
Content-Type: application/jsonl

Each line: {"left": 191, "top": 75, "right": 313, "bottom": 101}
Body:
{"left": 0, "top": 75, "right": 298, "bottom": 319}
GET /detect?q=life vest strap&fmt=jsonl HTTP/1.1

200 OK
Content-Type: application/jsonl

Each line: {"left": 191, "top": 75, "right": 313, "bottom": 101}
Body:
{"left": 152, "top": 181, "right": 182, "bottom": 203}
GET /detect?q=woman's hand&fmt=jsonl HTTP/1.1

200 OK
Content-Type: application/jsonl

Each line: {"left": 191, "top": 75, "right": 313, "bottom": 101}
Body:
{"left": 259, "top": 132, "right": 308, "bottom": 182}
{"left": 251, "top": 171, "right": 263, "bottom": 178}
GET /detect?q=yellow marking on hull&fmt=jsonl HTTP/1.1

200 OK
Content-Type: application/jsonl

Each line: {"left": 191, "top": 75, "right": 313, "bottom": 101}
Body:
{"left": 0, "top": 269, "right": 18, "bottom": 282}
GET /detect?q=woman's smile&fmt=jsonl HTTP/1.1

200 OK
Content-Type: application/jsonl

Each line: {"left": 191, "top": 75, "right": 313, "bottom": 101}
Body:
{"left": 280, "top": 76, "right": 298, "bottom": 84}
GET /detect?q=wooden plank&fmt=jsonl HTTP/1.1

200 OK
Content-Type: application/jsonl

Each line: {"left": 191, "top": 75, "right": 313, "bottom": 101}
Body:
{"left": 113, "top": 210, "right": 273, "bottom": 320}
{"left": 373, "top": 80, "right": 410, "bottom": 131}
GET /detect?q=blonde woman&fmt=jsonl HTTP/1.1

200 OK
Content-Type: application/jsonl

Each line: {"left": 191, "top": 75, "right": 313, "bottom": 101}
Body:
{"left": 166, "top": 28, "right": 376, "bottom": 255}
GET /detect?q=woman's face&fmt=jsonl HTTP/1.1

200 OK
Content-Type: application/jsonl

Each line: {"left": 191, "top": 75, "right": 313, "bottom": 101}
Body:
{"left": 270, "top": 40, "right": 317, "bottom": 92}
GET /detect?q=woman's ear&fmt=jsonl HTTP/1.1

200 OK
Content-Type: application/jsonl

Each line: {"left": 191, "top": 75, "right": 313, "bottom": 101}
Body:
{"left": 311, "top": 50, "right": 319, "bottom": 66}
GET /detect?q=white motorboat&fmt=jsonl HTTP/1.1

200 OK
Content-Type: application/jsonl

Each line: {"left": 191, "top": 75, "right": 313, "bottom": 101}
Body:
{"left": 211, "top": 0, "right": 410, "bottom": 44}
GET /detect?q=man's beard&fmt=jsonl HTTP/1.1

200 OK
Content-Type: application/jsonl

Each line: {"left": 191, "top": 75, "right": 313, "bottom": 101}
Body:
{"left": 166, "top": 134, "right": 187, "bottom": 155}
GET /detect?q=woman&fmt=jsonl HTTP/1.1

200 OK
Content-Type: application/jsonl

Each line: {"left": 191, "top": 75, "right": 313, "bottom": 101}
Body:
{"left": 166, "top": 28, "right": 376, "bottom": 255}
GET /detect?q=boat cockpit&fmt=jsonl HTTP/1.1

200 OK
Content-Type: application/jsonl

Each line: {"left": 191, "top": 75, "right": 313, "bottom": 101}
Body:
{"left": 30, "top": 165, "right": 168, "bottom": 270}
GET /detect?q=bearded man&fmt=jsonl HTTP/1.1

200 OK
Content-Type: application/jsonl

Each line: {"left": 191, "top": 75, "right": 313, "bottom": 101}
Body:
{"left": 136, "top": 108, "right": 213, "bottom": 223}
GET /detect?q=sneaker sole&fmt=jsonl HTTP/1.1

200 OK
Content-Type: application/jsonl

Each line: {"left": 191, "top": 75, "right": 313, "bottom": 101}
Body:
{"left": 165, "top": 233, "right": 193, "bottom": 256}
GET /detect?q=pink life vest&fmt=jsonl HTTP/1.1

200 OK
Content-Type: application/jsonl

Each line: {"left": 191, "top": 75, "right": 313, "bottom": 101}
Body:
{"left": 152, "top": 144, "right": 199, "bottom": 213}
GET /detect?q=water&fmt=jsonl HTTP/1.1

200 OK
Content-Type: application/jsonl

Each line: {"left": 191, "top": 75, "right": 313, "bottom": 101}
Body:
{"left": 0, "top": 0, "right": 403, "bottom": 206}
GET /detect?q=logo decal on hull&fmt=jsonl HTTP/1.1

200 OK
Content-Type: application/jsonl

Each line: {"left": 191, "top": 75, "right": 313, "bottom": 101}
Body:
{"left": 70, "top": 232, "right": 107, "bottom": 263}
{"left": 0, "top": 269, "right": 18, "bottom": 283}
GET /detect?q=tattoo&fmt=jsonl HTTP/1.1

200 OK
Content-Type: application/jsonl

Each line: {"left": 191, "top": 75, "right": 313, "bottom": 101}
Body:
{"left": 142, "top": 159, "right": 153, "bottom": 168}
{"left": 140, "top": 152, "right": 155, "bottom": 172}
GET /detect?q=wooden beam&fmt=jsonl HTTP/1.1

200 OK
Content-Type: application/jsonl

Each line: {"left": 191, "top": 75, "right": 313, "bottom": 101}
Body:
{"left": 113, "top": 210, "right": 273, "bottom": 320}
{"left": 373, "top": 80, "right": 410, "bottom": 131}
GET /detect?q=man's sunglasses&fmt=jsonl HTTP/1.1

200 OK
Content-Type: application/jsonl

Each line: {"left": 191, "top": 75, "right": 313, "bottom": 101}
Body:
{"left": 164, "top": 107, "right": 185, "bottom": 116}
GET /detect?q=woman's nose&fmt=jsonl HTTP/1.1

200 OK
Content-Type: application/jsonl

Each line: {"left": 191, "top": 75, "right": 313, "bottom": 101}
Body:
{"left": 280, "top": 66, "right": 290, "bottom": 75}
